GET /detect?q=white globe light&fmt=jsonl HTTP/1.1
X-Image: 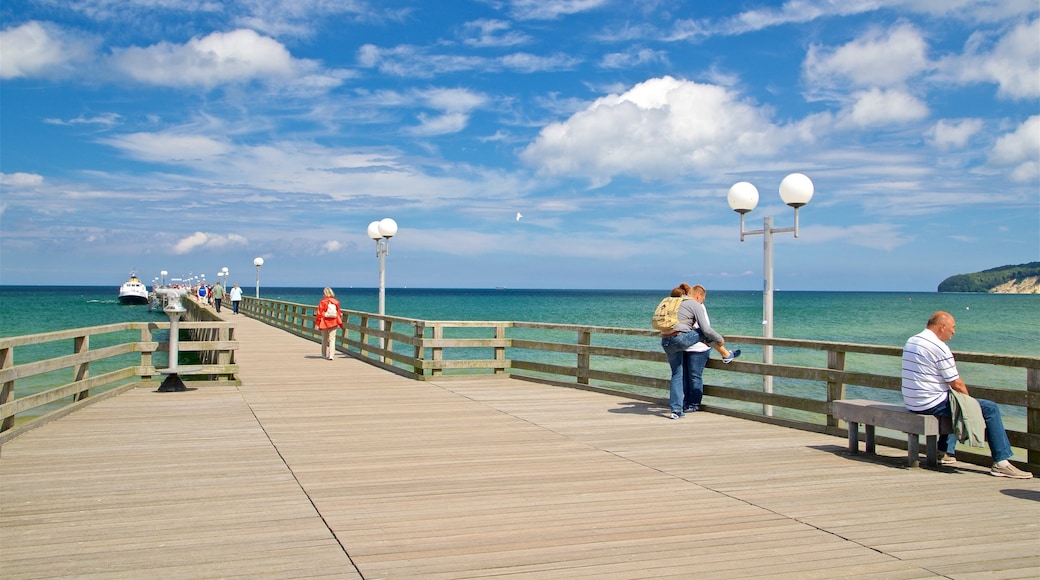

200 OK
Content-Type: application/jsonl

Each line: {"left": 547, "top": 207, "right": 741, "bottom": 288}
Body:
{"left": 367, "top": 221, "right": 382, "bottom": 240}
{"left": 253, "top": 257, "right": 264, "bottom": 267}
{"left": 727, "top": 182, "right": 759, "bottom": 214}
{"left": 779, "top": 173, "right": 814, "bottom": 208}
{"left": 378, "top": 218, "right": 398, "bottom": 238}
{"left": 161, "top": 270, "right": 168, "bottom": 276}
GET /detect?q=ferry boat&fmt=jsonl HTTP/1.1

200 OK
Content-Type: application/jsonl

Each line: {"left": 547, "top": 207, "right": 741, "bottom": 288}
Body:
{"left": 118, "top": 271, "right": 150, "bottom": 305}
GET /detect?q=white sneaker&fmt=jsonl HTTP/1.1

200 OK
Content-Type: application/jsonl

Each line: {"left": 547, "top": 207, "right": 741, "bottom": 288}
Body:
{"left": 990, "top": 462, "right": 1033, "bottom": 479}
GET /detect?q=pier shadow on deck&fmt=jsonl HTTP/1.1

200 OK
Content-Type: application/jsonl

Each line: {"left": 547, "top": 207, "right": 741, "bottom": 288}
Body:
{"left": 2, "top": 313, "right": 1038, "bottom": 579}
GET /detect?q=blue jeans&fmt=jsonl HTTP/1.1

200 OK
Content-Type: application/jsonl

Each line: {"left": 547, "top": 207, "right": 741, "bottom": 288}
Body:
{"left": 683, "top": 349, "right": 710, "bottom": 409}
{"left": 915, "top": 396, "right": 1014, "bottom": 463}
{"left": 661, "top": 330, "right": 705, "bottom": 413}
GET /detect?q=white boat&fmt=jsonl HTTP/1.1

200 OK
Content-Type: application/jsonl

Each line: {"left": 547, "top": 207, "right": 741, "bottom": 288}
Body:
{"left": 118, "top": 271, "right": 150, "bottom": 305}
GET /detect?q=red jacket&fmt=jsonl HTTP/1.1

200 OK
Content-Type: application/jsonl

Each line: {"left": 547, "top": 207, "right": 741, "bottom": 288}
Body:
{"left": 315, "top": 297, "right": 343, "bottom": 330}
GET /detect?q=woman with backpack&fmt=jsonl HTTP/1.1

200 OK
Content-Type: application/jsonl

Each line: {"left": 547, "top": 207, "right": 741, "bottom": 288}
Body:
{"left": 658, "top": 283, "right": 738, "bottom": 419}
{"left": 315, "top": 287, "right": 344, "bottom": 360}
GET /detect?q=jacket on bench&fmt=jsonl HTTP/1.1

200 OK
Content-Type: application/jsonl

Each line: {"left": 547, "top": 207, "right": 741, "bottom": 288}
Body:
{"left": 949, "top": 391, "right": 986, "bottom": 447}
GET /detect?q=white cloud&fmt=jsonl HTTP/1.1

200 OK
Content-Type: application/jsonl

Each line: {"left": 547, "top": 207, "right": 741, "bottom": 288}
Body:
{"left": 989, "top": 115, "right": 1040, "bottom": 182}
{"left": 102, "top": 132, "right": 232, "bottom": 162}
{"left": 804, "top": 223, "right": 912, "bottom": 252}
{"left": 499, "top": 52, "right": 581, "bottom": 73}
{"left": 927, "top": 118, "right": 984, "bottom": 150}
{"left": 110, "top": 29, "right": 305, "bottom": 88}
{"left": 0, "top": 172, "right": 45, "bottom": 187}
{"left": 357, "top": 44, "right": 578, "bottom": 77}
{"left": 321, "top": 240, "right": 343, "bottom": 253}
{"left": 43, "top": 112, "right": 123, "bottom": 126}
{"left": 421, "top": 88, "right": 488, "bottom": 113}
{"left": 938, "top": 17, "right": 1040, "bottom": 99}
{"left": 357, "top": 44, "right": 486, "bottom": 77}
{"left": 172, "top": 232, "right": 249, "bottom": 254}
{"left": 600, "top": 47, "right": 668, "bottom": 69}
{"left": 0, "top": 21, "right": 95, "bottom": 79}
{"left": 668, "top": 0, "right": 1036, "bottom": 41}
{"left": 509, "top": 0, "right": 609, "bottom": 21}
{"left": 804, "top": 23, "right": 930, "bottom": 89}
{"left": 838, "top": 88, "right": 929, "bottom": 128}
{"left": 521, "top": 76, "right": 797, "bottom": 182}
{"left": 461, "top": 19, "right": 530, "bottom": 47}
{"left": 409, "top": 113, "right": 470, "bottom": 136}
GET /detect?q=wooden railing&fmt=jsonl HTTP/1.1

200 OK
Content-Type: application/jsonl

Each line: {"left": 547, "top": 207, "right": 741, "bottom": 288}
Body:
{"left": 0, "top": 318, "right": 238, "bottom": 446}
{"left": 240, "top": 296, "right": 1040, "bottom": 470}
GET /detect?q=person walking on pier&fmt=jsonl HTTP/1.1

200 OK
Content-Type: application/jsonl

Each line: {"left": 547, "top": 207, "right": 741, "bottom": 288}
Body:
{"left": 902, "top": 311, "right": 1032, "bottom": 479}
{"left": 315, "top": 287, "right": 344, "bottom": 360}
{"left": 211, "top": 282, "right": 226, "bottom": 312}
{"left": 229, "top": 284, "right": 243, "bottom": 314}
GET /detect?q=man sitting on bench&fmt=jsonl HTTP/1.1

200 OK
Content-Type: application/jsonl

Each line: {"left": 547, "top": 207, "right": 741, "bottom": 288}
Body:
{"left": 901, "top": 311, "right": 1031, "bottom": 479}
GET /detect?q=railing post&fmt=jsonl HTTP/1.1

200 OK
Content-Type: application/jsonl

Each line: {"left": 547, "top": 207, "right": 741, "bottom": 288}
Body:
{"left": 383, "top": 320, "right": 393, "bottom": 365}
{"left": 1029, "top": 366, "right": 1039, "bottom": 467}
{"left": 414, "top": 322, "right": 426, "bottom": 378}
{"left": 432, "top": 325, "right": 443, "bottom": 377}
{"left": 218, "top": 324, "right": 232, "bottom": 380}
{"left": 140, "top": 324, "right": 154, "bottom": 382}
{"left": 826, "top": 350, "right": 847, "bottom": 429}
{"left": 359, "top": 314, "right": 371, "bottom": 358}
{"left": 495, "top": 324, "right": 507, "bottom": 375}
{"left": 0, "top": 346, "right": 13, "bottom": 432}
{"left": 577, "top": 330, "right": 591, "bottom": 385}
{"left": 73, "top": 335, "right": 89, "bottom": 402}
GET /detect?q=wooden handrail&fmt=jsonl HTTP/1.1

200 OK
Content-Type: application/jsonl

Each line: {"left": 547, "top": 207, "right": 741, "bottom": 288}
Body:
{"left": 0, "top": 318, "right": 239, "bottom": 445}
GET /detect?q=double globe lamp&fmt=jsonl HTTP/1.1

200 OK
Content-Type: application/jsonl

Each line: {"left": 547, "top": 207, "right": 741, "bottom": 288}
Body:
{"left": 727, "top": 173, "right": 814, "bottom": 414}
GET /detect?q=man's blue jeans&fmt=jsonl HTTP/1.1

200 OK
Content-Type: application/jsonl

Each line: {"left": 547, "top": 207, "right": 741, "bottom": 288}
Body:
{"left": 914, "top": 396, "right": 1014, "bottom": 463}
{"left": 683, "top": 349, "right": 710, "bottom": 409}
{"left": 661, "top": 330, "right": 704, "bottom": 414}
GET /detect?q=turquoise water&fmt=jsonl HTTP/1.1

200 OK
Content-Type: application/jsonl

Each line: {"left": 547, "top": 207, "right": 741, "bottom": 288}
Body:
{"left": 3, "top": 286, "right": 1037, "bottom": 352}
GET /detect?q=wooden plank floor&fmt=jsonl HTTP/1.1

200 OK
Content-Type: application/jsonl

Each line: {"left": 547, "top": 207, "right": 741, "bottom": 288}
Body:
{"left": 2, "top": 313, "right": 1038, "bottom": 579}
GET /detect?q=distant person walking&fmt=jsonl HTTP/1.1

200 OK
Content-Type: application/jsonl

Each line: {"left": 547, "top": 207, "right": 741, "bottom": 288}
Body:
{"left": 315, "top": 287, "right": 343, "bottom": 360}
{"left": 682, "top": 284, "right": 739, "bottom": 413}
{"left": 229, "top": 284, "right": 243, "bottom": 314}
{"left": 902, "top": 311, "right": 1032, "bottom": 479}
{"left": 211, "top": 282, "right": 225, "bottom": 312}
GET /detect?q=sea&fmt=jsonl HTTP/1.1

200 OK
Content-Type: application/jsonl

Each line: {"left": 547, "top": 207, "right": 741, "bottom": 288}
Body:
{"left": 3, "top": 286, "right": 1036, "bottom": 353}
{"left": 2, "top": 286, "right": 1037, "bottom": 424}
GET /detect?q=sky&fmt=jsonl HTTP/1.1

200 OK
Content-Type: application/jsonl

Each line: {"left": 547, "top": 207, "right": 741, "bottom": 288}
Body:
{"left": 1, "top": 0, "right": 1038, "bottom": 292}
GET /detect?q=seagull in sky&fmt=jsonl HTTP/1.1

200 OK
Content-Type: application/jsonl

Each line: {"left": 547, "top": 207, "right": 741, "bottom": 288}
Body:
{"left": 516, "top": 212, "right": 523, "bottom": 221}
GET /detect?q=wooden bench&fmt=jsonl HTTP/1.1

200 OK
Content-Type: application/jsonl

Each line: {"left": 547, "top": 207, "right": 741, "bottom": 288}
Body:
{"left": 832, "top": 399, "right": 953, "bottom": 468}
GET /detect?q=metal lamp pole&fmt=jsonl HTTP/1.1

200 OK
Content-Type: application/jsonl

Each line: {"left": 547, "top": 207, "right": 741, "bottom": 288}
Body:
{"left": 367, "top": 218, "right": 398, "bottom": 359}
{"left": 728, "top": 173, "right": 814, "bottom": 416}
{"left": 253, "top": 257, "right": 264, "bottom": 299}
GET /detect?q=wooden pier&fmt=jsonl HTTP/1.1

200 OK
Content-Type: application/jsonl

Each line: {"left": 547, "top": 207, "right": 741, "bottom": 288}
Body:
{"left": 2, "top": 312, "right": 1038, "bottom": 578}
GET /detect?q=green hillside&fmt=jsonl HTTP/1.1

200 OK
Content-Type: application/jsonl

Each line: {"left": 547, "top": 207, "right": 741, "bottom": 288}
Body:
{"left": 937, "top": 262, "right": 1040, "bottom": 293}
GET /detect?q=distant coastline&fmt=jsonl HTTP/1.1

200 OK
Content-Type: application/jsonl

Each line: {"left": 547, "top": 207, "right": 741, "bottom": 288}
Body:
{"left": 937, "top": 262, "right": 1040, "bottom": 294}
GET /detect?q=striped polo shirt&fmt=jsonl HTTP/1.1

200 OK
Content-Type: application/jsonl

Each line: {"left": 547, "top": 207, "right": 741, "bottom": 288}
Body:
{"left": 901, "top": 328, "right": 959, "bottom": 412}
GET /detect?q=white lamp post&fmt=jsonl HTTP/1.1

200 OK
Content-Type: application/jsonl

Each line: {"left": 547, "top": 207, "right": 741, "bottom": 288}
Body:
{"left": 368, "top": 218, "right": 398, "bottom": 357}
{"left": 728, "top": 173, "right": 814, "bottom": 416}
{"left": 160, "top": 270, "right": 168, "bottom": 286}
{"left": 221, "top": 266, "right": 229, "bottom": 287}
{"left": 253, "top": 257, "right": 264, "bottom": 299}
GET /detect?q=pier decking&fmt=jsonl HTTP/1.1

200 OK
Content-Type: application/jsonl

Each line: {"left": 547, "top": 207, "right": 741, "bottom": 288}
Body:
{"left": 2, "top": 313, "right": 1038, "bottom": 579}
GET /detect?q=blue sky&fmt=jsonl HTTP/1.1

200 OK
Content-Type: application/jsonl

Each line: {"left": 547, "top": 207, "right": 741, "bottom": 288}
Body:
{"left": 1, "top": 0, "right": 1037, "bottom": 291}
